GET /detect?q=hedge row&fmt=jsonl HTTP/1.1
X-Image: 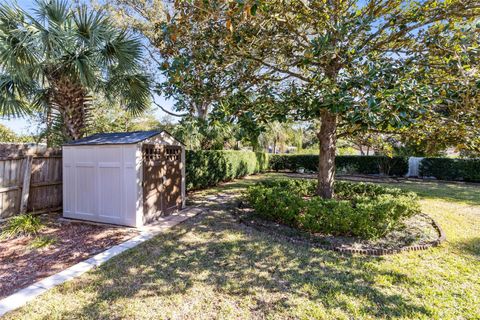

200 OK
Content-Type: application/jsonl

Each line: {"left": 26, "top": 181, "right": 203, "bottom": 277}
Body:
{"left": 420, "top": 158, "right": 480, "bottom": 182}
{"left": 186, "top": 150, "right": 269, "bottom": 190}
{"left": 270, "top": 154, "right": 408, "bottom": 176}
{"left": 185, "top": 152, "right": 480, "bottom": 189}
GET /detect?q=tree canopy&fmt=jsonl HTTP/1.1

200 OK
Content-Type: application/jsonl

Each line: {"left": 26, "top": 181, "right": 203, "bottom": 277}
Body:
{"left": 135, "top": 0, "right": 479, "bottom": 197}
{"left": 0, "top": 0, "right": 151, "bottom": 140}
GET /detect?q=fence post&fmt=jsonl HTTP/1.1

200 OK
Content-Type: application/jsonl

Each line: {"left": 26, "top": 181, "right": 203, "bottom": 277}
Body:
{"left": 20, "top": 155, "right": 33, "bottom": 214}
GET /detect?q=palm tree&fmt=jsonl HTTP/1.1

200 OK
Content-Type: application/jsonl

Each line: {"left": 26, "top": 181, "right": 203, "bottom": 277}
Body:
{"left": 0, "top": 0, "right": 150, "bottom": 140}
{"left": 259, "top": 121, "right": 290, "bottom": 154}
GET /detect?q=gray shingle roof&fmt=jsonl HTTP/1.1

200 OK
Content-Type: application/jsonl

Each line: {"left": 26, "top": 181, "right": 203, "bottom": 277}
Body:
{"left": 64, "top": 131, "right": 161, "bottom": 145}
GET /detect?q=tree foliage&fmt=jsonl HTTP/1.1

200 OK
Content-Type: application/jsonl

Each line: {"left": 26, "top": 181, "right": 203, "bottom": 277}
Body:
{"left": 104, "top": 0, "right": 265, "bottom": 120}
{"left": 0, "top": 0, "right": 151, "bottom": 140}
{"left": 0, "top": 123, "right": 17, "bottom": 142}
{"left": 143, "top": 0, "right": 479, "bottom": 198}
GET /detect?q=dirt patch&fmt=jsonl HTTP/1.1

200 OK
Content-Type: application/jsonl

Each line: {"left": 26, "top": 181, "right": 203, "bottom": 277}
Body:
{"left": 0, "top": 213, "right": 138, "bottom": 299}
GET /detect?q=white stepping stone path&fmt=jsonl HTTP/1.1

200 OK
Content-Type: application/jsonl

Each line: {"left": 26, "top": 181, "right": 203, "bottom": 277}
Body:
{"left": 0, "top": 206, "right": 204, "bottom": 317}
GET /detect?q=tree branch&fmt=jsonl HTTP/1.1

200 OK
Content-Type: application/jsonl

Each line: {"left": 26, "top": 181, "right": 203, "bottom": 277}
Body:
{"left": 151, "top": 94, "right": 188, "bottom": 117}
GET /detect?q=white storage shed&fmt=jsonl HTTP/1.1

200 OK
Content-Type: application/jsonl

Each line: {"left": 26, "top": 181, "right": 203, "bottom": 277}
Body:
{"left": 62, "top": 131, "right": 185, "bottom": 227}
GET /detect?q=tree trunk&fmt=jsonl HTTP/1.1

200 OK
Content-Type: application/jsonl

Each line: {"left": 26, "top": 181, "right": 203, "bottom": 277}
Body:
{"left": 317, "top": 109, "right": 337, "bottom": 199}
{"left": 359, "top": 146, "right": 365, "bottom": 156}
{"left": 48, "top": 75, "right": 89, "bottom": 141}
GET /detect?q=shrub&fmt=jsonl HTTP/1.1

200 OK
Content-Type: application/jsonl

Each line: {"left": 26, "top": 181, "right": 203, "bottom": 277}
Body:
{"left": 186, "top": 150, "right": 269, "bottom": 190}
{"left": 269, "top": 154, "right": 408, "bottom": 176}
{"left": 258, "top": 178, "right": 317, "bottom": 196}
{"left": 269, "top": 154, "right": 317, "bottom": 172}
{"left": 334, "top": 181, "right": 405, "bottom": 199}
{"left": 420, "top": 158, "right": 480, "bottom": 182}
{"left": 246, "top": 179, "right": 420, "bottom": 239}
{"left": 1, "top": 214, "right": 43, "bottom": 239}
{"left": 247, "top": 186, "right": 304, "bottom": 226}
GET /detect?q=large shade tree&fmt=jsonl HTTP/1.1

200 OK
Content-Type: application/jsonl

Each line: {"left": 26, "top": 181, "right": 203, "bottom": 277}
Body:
{"left": 154, "top": 0, "right": 479, "bottom": 198}
{"left": 104, "top": 0, "right": 268, "bottom": 120}
{"left": 0, "top": 0, "right": 150, "bottom": 140}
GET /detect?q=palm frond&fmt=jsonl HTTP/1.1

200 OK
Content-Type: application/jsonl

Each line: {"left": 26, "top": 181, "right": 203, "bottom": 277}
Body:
{"left": 35, "top": 109, "right": 69, "bottom": 146}
{"left": 0, "top": 0, "right": 151, "bottom": 139}
{"left": 106, "top": 73, "right": 151, "bottom": 115}
{"left": 0, "top": 73, "right": 34, "bottom": 117}
{"left": 100, "top": 31, "right": 143, "bottom": 73}
{"left": 33, "top": 0, "right": 70, "bottom": 26}
{"left": 73, "top": 5, "right": 110, "bottom": 45}
{"left": 59, "top": 49, "right": 97, "bottom": 87}
{"left": 0, "top": 3, "right": 40, "bottom": 79}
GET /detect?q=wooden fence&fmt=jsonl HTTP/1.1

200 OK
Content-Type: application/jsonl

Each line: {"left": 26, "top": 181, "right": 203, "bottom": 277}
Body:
{"left": 0, "top": 144, "right": 62, "bottom": 219}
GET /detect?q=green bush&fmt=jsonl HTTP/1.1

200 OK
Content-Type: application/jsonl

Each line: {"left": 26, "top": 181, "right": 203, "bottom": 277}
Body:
{"left": 1, "top": 214, "right": 43, "bottom": 239}
{"left": 270, "top": 154, "right": 318, "bottom": 172}
{"left": 269, "top": 154, "right": 408, "bottom": 176}
{"left": 186, "top": 150, "right": 269, "bottom": 190}
{"left": 258, "top": 178, "right": 316, "bottom": 196}
{"left": 246, "top": 179, "right": 420, "bottom": 239}
{"left": 334, "top": 180, "right": 405, "bottom": 199}
{"left": 420, "top": 158, "right": 480, "bottom": 182}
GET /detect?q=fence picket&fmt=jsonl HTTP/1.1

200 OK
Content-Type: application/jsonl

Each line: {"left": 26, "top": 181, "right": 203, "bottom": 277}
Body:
{"left": 0, "top": 151, "right": 62, "bottom": 218}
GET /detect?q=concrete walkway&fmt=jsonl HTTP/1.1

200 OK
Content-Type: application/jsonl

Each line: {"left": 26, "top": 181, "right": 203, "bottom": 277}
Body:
{"left": 0, "top": 206, "right": 204, "bottom": 317}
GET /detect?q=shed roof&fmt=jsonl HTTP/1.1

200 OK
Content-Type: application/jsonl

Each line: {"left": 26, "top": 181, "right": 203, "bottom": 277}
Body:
{"left": 64, "top": 130, "right": 162, "bottom": 146}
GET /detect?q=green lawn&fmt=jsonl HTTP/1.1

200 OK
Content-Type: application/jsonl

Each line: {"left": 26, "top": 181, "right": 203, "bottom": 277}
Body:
{"left": 4, "top": 174, "right": 480, "bottom": 320}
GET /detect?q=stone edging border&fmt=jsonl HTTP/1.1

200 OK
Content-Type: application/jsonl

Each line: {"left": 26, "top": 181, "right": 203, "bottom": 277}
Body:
{"left": 239, "top": 213, "right": 446, "bottom": 256}
{"left": 0, "top": 207, "right": 204, "bottom": 317}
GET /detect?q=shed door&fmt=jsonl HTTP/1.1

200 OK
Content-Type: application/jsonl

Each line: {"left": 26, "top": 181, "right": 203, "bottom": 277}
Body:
{"left": 143, "top": 144, "right": 165, "bottom": 218}
{"left": 163, "top": 145, "right": 182, "bottom": 214}
{"left": 143, "top": 144, "right": 182, "bottom": 217}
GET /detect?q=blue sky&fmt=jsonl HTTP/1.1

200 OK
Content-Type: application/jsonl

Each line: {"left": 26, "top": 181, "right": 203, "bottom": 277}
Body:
{"left": 0, "top": 0, "right": 178, "bottom": 135}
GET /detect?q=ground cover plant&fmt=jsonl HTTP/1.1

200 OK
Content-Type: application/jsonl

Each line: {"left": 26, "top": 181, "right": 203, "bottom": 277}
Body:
{"left": 0, "top": 214, "right": 43, "bottom": 239}
{"left": 247, "top": 179, "right": 420, "bottom": 239}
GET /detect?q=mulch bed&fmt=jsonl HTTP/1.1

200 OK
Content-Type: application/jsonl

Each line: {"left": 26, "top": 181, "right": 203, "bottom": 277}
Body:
{"left": 0, "top": 213, "right": 138, "bottom": 299}
{"left": 236, "top": 207, "right": 445, "bottom": 256}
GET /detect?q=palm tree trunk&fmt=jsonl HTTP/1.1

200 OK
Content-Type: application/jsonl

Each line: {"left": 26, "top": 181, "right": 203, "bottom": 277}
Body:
{"left": 317, "top": 109, "right": 337, "bottom": 199}
{"left": 49, "top": 76, "right": 89, "bottom": 141}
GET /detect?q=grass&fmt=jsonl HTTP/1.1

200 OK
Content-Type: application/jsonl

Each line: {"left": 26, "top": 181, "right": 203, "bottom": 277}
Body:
{"left": 376, "top": 180, "right": 480, "bottom": 206}
{"left": 4, "top": 174, "right": 480, "bottom": 319}
{"left": 0, "top": 214, "right": 43, "bottom": 239}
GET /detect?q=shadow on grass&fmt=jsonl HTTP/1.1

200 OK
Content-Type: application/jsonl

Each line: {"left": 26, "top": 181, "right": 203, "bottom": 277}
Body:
{"left": 52, "top": 196, "right": 432, "bottom": 319}
{"left": 378, "top": 181, "right": 480, "bottom": 206}
{"left": 454, "top": 237, "right": 480, "bottom": 256}
{"left": 186, "top": 174, "right": 269, "bottom": 201}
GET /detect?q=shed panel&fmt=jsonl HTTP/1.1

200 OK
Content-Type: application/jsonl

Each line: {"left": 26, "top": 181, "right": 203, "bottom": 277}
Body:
{"left": 63, "top": 145, "right": 138, "bottom": 226}
{"left": 98, "top": 165, "right": 121, "bottom": 219}
{"left": 75, "top": 162, "right": 96, "bottom": 216}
